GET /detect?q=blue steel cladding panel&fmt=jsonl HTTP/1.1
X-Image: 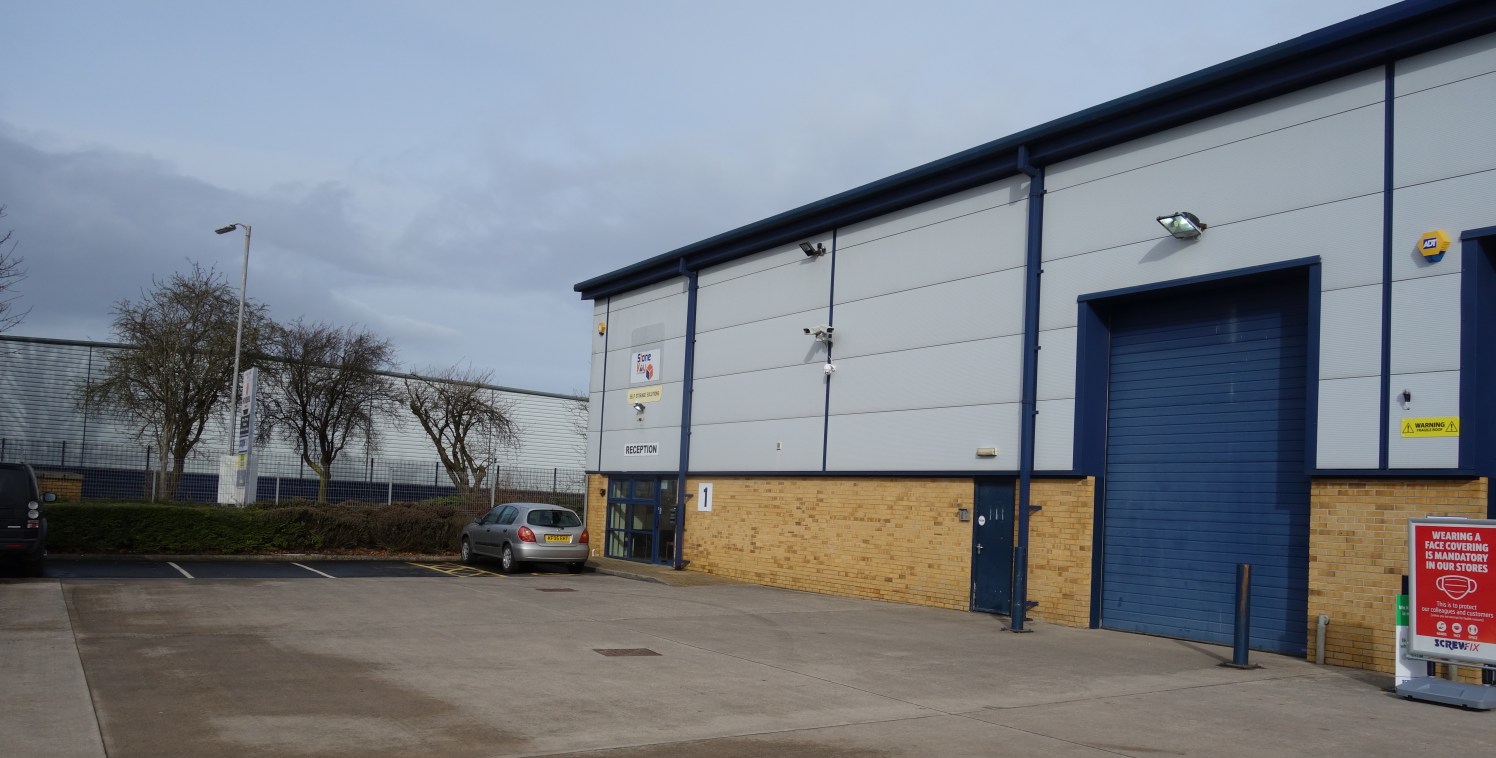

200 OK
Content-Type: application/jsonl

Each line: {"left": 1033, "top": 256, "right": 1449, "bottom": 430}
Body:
{"left": 1102, "top": 283, "right": 1310, "bottom": 655}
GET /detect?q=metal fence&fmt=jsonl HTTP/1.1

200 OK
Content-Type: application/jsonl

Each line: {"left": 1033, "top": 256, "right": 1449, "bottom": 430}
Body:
{"left": 2, "top": 437, "right": 587, "bottom": 508}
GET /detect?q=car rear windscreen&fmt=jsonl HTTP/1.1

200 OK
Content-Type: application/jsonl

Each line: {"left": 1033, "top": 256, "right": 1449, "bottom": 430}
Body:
{"left": 526, "top": 509, "right": 581, "bottom": 528}
{"left": 0, "top": 468, "right": 35, "bottom": 514}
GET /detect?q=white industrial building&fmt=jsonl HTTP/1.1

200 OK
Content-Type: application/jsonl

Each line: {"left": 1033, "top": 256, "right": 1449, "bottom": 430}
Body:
{"left": 573, "top": 0, "right": 1496, "bottom": 673}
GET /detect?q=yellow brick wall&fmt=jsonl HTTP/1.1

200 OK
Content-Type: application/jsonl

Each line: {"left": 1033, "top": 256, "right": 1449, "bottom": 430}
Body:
{"left": 1025, "top": 478, "right": 1096, "bottom": 628}
{"left": 680, "top": 477, "right": 976, "bottom": 609}
{"left": 37, "top": 472, "right": 83, "bottom": 502}
{"left": 585, "top": 474, "right": 608, "bottom": 560}
{"left": 590, "top": 474, "right": 1103, "bottom": 619}
{"left": 1309, "top": 477, "right": 1488, "bottom": 676}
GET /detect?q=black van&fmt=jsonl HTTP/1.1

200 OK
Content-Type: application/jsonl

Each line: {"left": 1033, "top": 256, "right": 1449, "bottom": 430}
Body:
{"left": 0, "top": 463, "right": 55, "bottom": 576}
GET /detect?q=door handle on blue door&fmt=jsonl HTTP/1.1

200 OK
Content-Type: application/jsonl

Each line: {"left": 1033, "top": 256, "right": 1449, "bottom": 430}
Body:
{"left": 976, "top": 543, "right": 983, "bottom": 553}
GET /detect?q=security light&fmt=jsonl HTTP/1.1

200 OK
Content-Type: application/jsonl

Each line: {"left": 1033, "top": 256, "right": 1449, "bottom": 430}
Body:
{"left": 1156, "top": 212, "right": 1207, "bottom": 239}
{"left": 799, "top": 241, "right": 826, "bottom": 257}
{"left": 632, "top": 402, "right": 646, "bottom": 413}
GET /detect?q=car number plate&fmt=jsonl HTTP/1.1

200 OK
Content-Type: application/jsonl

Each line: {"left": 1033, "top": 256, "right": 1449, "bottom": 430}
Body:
{"left": 544, "top": 534, "right": 571, "bottom": 543}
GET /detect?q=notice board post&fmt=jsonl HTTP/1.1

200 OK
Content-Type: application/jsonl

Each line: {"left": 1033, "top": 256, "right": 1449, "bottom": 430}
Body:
{"left": 1395, "top": 517, "right": 1496, "bottom": 709}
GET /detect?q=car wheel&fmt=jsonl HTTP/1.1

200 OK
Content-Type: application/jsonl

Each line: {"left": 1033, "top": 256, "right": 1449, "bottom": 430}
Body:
{"left": 460, "top": 538, "right": 474, "bottom": 564}
{"left": 499, "top": 544, "right": 520, "bottom": 574}
{"left": 565, "top": 562, "right": 585, "bottom": 574}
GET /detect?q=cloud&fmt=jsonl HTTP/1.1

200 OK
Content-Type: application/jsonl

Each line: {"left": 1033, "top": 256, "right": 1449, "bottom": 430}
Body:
{"left": 0, "top": 0, "right": 1396, "bottom": 397}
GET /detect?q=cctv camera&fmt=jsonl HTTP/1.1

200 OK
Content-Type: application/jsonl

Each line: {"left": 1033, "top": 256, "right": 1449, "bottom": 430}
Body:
{"left": 823, "top": 363, "right": 836, "bottom": 375}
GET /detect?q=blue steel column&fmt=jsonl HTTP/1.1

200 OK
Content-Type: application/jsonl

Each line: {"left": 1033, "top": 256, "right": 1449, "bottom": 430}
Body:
{"left": 1013, "top": 146, "right": 1045, "bottom": 631}
{"left": 1378, "top": 62, "right": 1394, "bottom": 471}
{"left": 673, "top": 263, "right": 699, "bottom": 569}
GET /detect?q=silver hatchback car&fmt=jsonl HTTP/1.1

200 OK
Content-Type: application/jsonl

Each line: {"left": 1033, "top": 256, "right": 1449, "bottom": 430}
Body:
{"left": 460, "top": 502, "right": 589, "bottom": 573}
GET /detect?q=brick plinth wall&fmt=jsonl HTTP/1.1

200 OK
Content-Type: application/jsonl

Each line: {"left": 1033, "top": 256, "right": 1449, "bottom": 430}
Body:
{"left": 1024, "top": 478, "right": 1096, "bottom": 628}
{"left": 585, "top": 474, "right": 608, "bottom": 562}
{"left": 1309, "top": 477, "right": 1488, "bottom": 674}
{"left": 680, "top": 477, "right": 976, "bottom": 609}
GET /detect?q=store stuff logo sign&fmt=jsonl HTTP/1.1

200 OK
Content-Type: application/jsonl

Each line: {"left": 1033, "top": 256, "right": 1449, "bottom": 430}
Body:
{"left": 632, "top": 347, "right": 661, "bottom": 384}
{"left": 1407, "top": 518, "right": 1496, "bottom": 666}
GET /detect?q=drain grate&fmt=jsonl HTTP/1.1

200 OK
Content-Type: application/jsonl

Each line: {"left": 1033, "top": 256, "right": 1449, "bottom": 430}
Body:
{"left": 535, "top": 588, "right": 577, "bottom": 593}
{"left": 593, "top": 648, "right": 660, "bottom": 657}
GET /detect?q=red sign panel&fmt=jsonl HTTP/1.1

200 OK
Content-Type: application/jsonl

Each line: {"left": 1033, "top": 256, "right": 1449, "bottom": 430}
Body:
{"left": 1408, "top": 519, "right": 1496, "bottom": 666}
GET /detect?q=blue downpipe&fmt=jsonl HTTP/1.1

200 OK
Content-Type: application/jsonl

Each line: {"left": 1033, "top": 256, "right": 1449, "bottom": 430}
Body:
{"left": 674, "top": 263, "right": 699, "bottom": 569}
{"left": 1013, "top": 146, "right": 1045, "bottom": 630}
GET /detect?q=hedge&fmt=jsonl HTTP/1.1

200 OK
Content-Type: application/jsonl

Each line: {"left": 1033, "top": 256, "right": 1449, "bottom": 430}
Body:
{"left": 44, "top": 500, "right": 481, "bottom": 555}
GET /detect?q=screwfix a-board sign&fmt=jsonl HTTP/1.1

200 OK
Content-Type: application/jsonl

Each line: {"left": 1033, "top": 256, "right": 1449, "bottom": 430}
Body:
{"left": 1407, "top": 518, "right": 1496, "bottom": 666}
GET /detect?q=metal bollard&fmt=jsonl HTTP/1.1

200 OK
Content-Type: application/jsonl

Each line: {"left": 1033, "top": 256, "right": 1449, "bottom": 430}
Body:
{"left": 1226, "top": 563, "right": 1259, "bottom": 669}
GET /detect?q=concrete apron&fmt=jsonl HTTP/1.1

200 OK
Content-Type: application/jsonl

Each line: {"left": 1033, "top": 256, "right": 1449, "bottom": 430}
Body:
{"left": 0, "top": 581, "right": 107, "bottom": 758}
{"left": 5, "top": 573, "right": 1491, "bottom": 758}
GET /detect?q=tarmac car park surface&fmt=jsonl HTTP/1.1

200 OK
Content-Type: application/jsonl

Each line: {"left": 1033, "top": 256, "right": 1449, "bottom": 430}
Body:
{"left": 4, "top": 558, "right": 1494, "bottom": 758}
{"left": 23, "top": 557, "right": 554, "bottom": 580}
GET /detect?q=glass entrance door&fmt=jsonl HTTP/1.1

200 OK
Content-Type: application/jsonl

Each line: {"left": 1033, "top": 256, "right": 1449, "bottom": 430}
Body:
{"left": 605, "top": 477, "right": 678, "bottom": 565}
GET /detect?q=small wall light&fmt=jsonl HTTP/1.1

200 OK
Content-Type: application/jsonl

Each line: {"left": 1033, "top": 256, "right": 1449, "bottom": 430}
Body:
{"left": 799, "top": 241, "right": 827, "bottom": 257}
{"left": 632, "top": 402, "right": 646, "bottom": 413}
{"left": 957, "top": 508, "right": 972, "bottom": 522}
{"left": 1156, "top": 211, "right": 1207, "bottom": 239}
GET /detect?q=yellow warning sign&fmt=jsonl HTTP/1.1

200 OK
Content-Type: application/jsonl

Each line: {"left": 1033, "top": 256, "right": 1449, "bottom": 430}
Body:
{"left": 1401, "top": 417, "right": 1460, "bottom": 437}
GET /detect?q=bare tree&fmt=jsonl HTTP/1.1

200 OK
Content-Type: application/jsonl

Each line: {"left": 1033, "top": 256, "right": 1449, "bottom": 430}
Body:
{"left": 403, "top": 365, "right": 520, "bottom": 499}
{"left": 0, "top": 206, "right": 29, "bottom": 333}
{"left": 80, "top": 263, "right": 269, "bottom": 499}
{"left": 258, "top": 320, "right": 397, "bottom": 503}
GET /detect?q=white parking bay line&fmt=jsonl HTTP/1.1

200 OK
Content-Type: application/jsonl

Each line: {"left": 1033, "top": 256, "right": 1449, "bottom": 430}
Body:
{"left": 292, "top": 562, "right": 336, "bottom": 579}
{"left": 166, "top": 562, "right": 194, "bottom": 579}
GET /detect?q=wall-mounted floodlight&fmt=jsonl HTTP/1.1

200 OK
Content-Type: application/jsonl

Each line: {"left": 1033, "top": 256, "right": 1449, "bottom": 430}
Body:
{"left": 1157, "top": 211, "right": 1207, "bottom": 239}
{"left": 632, "top": 402, "right": 646, "bottom": 413}
{"left": 799, "top": 241, "right": 827, "bottom": 257}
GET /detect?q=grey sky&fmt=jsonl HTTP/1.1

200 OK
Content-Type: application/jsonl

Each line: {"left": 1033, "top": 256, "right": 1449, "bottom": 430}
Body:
{"left": 0, "top": 0, "right": 1394, "bottom": 394}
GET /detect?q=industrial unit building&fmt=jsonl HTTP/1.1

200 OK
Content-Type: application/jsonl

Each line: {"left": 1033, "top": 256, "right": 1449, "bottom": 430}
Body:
{"left": 0, "top": 335, "right": 586, "bottom": 489}
{"left": 574, "top": 0, "right": 1496, "bottom": 673}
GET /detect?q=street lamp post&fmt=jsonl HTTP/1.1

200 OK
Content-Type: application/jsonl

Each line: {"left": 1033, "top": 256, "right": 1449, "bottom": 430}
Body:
{"left": 215, "top": 223, "right": 251, "bottom": 455}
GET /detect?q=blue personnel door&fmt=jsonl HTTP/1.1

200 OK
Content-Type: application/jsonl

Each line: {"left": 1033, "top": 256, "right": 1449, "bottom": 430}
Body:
{"left": 971, "top": 478, "right": 1015, "bottom": 615}
{"left": 1100, "top": 280, "right": 1311, "bottom": 655}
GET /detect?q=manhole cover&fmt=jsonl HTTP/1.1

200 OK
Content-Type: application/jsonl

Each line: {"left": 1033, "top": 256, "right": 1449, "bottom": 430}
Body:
{"left": 593, "top": 648, "right": 660, "bottom": 657}
{"left": 536, "top": 588, "right": 577, "bottom": 593}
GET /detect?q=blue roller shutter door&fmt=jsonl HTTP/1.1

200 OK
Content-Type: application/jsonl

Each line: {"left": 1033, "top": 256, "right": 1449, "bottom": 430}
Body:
{"left": 1101, "top": 282, "right": 1310, "bottom": 655}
